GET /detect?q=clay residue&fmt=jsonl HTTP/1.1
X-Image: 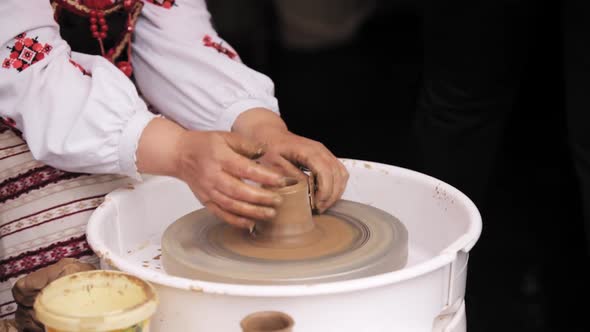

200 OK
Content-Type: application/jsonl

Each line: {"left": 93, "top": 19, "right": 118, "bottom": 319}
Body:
{"left": 189, "top": 285, "right": 203, "bottom": 293}
{"left": 160, "top": 177, "right": 409, "bottom": 284}
{"left": 135, "top": 240, "right": 150, "bottom": 251}
{"left": 217, "top": 214, "right": 359, "bottom": 261}
{"left": 90, "top": 271, "right": 156, "bottom": 302}
{"left": 94, "top": 250, "right": 104, "bottom": 259}
{"left": 42, "top": 271, "right": 156, "bottom": 316}
{"left": 103, "top": 257, "right": 116, "bottom": 269}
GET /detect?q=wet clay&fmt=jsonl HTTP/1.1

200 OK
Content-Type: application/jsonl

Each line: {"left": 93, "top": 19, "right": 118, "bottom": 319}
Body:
{"left": 216, "top": 214, "right": 358, "bottom": 260}
{"left": 215, "top": 178, "right": 360, "bottom": 260}
{"left": 256, "top": 177, "right": 315, "bottom": 239}
{"left": 240, "top": 311, "right": 294, "bottom": 332}
{"left": 161, "top": 177, "right": 409, "bottom": 285}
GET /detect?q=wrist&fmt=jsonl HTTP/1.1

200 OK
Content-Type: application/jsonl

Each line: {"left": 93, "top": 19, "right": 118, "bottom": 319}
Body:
{"left": 136, "top": 117, "right": 186, "bottom": 178}
{"left": 232, "top": 108, "right": 288, "bottom": 140}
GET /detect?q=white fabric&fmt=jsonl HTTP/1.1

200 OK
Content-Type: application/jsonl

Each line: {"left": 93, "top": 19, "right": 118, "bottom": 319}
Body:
{"left": 0, "top": 0, "right": 279, "bottom": 179}
{"left": 133, "top": 1, "right": 279, "bottom": 131}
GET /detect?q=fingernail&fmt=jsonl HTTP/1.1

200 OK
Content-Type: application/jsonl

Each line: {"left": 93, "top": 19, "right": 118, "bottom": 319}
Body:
{"left": 251, "top": 147, "right": 265, "bottom": 160}
{"left": 316, "top": 200, "right": 329, "bottom": 213}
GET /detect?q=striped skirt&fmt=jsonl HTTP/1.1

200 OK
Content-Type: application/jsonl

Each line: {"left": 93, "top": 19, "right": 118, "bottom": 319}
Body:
{"left": 0, "top": 123, "right": 129, "bottom": 319}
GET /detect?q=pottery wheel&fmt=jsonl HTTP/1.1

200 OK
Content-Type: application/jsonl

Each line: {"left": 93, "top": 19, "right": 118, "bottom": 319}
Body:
{"left": 162, "top": 179, "right": 408, "bottom": 285}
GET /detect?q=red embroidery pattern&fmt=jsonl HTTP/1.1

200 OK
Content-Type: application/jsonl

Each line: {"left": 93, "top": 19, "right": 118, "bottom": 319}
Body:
{"left": 0, "top": 117, "right": 16, "bottom": 128}
{"left": 2, "top": 33, "right": 52, "bottom": 73}
{"left": 0, "top": 117, "right": 22, "bottom": 138}
{"left": 0, "top": 196, "right": 104, "bottom": 239}
{"left": 203, "top": 35, "right": 237, "bottom": 60}
{"left": 0, "top": 235, "right": 93, "bottom": 282}
{"left": 69, "top": 59, "right": 92, "bottom": 76}
{"left": 0, "top": 166, "right": 85, "bottom": 204}
{"left": 144, "top": 0, "right": 175, "bottom": 9}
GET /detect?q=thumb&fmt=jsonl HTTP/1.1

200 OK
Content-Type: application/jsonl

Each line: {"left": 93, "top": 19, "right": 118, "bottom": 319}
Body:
{"left": 225, "top": 133, "right": 266, "bottom": 160}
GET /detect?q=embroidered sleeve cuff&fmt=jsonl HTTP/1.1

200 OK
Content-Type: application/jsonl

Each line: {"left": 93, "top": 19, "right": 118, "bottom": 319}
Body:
{"left": 118, "top": 108, "right": 157, "bottom": 181}
{"left": 215, "top": 98, "right": 280, "bottom": 132}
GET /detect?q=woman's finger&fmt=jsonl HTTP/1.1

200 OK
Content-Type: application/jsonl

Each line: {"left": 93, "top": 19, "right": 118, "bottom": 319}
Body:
{"left": 214, "top": 172, "right": 283, "bottom": 207}
{"left": 209, "top": 188, "right": 277, "bottom": 221}
{"left": 205, "top": 201, "right": 256, "bottom": 230}
{"left": 223, "top": 153, "right": 288, "bottom": 187}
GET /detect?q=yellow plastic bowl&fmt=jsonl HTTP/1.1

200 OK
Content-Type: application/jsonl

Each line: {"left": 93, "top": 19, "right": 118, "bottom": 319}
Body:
{"left": 34, "top": 270, "right": 158, "bottom": 332}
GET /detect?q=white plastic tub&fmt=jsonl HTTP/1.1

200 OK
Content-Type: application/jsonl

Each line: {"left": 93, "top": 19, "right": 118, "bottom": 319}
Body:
{"left": 87, "top": 159, "right": 481, "bottom": 332}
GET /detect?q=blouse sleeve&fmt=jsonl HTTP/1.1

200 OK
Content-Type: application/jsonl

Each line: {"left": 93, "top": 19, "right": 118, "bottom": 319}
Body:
{"left": 0, "top": 1, "right": 156, "bottom": 179}
{"left": 132, "top": 0, "right": 279, "bottom": 132}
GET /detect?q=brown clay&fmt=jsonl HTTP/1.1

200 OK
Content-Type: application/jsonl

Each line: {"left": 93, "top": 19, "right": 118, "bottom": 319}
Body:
{"left": 12, "top": 258, "right": 95, "bottom": 307}
{"left": 11, "top": 258, "right": 96, "bottom": 332}
{"left": 255, "top": 178, "right": 315, "bottom": 240}
{"left": 161, "top": 176, "right": 409, "bottom": 284}
{"left": 217, "top": 214, "right": 358, "bottom": 260}
{"left": 240, "top": 311, "right": 294, "bottom": 332}
{"left": 214, "top": 178, "right": 359, "bottom": 260}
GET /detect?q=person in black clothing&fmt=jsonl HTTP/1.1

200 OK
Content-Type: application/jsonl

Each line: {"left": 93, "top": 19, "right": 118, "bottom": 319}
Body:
{"left": 415, "top": 0, "right": 590, "bottom": 330}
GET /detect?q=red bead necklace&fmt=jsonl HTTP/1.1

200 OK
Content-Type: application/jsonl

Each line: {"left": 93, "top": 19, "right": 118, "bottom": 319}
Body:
{"left": 51, "top": 0, "right": 143, "bottom": 77}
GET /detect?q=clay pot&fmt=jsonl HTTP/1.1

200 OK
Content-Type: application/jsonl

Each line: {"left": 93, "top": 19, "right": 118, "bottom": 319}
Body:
{"left": 255, "top": 177, "right": 314, "bottom": 240}
{"left": 240, "top": 311, "right": 295, "bottom": 332}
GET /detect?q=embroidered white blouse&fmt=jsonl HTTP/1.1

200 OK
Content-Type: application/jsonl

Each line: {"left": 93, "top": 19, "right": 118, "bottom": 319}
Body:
{"left": 0, "top": 0, "right": 279, "bottom": 179}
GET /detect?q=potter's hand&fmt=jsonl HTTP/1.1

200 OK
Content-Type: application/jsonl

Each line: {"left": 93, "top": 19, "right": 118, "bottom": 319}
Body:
{"left": 232, "top": 109, "right": 349, "bottom": 213}
{"left": 12, "top": 258, "right": 95, "bottom": 332}
{"left": 136, "top": 118, "right": 287, "bottom": 229}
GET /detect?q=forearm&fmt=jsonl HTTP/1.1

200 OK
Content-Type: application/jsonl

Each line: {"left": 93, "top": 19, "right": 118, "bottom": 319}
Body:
{"left": 135, "top": 109, "right": 288, "bottom": 180}
{"left": 136, "top": 117, "right": 185, "bottom": 178}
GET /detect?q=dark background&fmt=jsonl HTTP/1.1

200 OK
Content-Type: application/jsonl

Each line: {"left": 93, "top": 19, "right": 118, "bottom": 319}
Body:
{"left": 208, "top": 1, "right": 589, "bottom": 331}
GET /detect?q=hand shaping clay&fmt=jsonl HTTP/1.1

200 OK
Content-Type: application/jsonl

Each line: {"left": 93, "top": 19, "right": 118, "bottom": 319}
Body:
{"left": 161, "top": 178, "right": 408, "bottom": 285}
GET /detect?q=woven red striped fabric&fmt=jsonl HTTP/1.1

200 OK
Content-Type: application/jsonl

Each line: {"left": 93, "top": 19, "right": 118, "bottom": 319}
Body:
{"left": 0, "top": 122, "right": 128, "bottom": 319}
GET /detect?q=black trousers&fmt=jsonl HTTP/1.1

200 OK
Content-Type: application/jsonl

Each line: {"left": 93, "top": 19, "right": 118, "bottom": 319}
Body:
{"left": 415, "top": 0, "right": 590, "bottom": 254}
{"left": 415, "top": 0, "right": 590, "bottom": 329}
{"left": 563, "top": 0, "right": 590, "bottom": 256}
